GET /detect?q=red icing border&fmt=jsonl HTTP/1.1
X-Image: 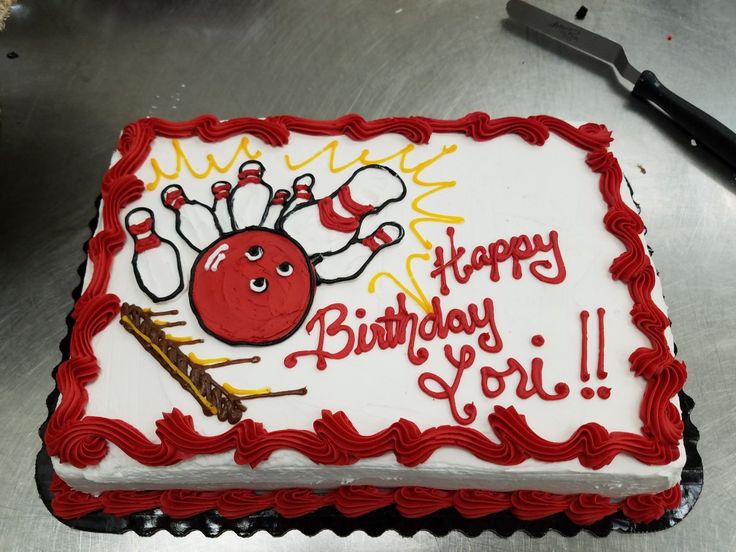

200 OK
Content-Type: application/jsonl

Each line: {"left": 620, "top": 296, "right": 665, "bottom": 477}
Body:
{"left": 44, "top": 113, "right": 686, "bottom": 521}
{"left": 49, "top": 474, "right": 681, "bottom": 526}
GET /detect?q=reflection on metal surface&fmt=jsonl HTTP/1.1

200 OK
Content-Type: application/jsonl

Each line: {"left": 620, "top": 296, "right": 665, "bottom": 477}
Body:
{"left": 506, "top": 0, "right": 641, "bottom": 83}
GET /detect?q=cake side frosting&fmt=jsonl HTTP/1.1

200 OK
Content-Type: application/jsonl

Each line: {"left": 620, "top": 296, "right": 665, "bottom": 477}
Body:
{"left": 49, "top": 473, "right": 682, "bottom": 525}
{"left": 45, "top": 114, "right": 686, "bottom": 524}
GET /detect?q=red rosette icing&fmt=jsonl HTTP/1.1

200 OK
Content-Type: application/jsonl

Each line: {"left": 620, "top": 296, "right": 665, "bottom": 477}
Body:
{"left": 101, "top": 490, "right": 162, "bottom": 516}
{"left": 273, "top": 489, "right": 335, "bottom": 518}
{"left": 531, "top": 116, "right": 613, "bottom": 150}
{"left": 425, "top": 112, "right": 549, "bottom": 145}
{"left": 622, "top": 485, "right": 682, "bottom": 524}
{"left": 216, "top": 490, "right": 275, "bottom": 519}
{"left": 199, "top": 116, "right": 289, "bottom": 146}
{"left": 45, "top": 113, "right": 686, "bottom": 524}
{"left": 334, "top": 486, "right": 395, "bottom": 517}
{"left": 566, "top": 494, "right": 619, "bottom": 526}
{"left": 268, "top": 114, "right": 436, "bottom": 144}
{"left": 49, "top": 475, "right": 102, "bottom": 519}
{"left": 394, "top": 487, "right": 454, "bottom": 518}
{"left": 510, "top": 490, "right": 573, "bottom": 521}
{"left": 117, "top": 119, "right": 155, "bottom": 158}
{"left": 453, "top": 489, "right": 511, "bottom": 518}
{"left": 51, "top": 489, "right": 102, "bottom": 519}
{"left": 159, "top": 490, "right": 220, "bottom": 519}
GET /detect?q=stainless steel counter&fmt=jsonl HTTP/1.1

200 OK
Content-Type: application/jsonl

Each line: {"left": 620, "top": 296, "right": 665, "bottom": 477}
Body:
{"left": 1, "top": 1, "right": 734, "bottom": 550}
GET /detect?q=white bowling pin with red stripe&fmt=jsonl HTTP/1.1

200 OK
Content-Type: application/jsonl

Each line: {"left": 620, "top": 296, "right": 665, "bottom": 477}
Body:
{"left": 314, "top": 222, "right": 404, "bottom": 284}
{"left": 229, "top": 160, "right": 273, "bottom": 230}
{"left": 125, "top": 207, "right": 184, "bottom": 302}
{"left": 263, "top": 189, "right": 291, "bottom": 229}
{"left": 161, "top": 184, "right": 222, "bottom": 251}
{"left": 211, "top": 181, "right": 233, "bottom": 234}
{"left": 281, "top": 173, "right": 315, "bottom": 218}
{"left": 280, "top": 164, "right": 406, "bottom": 257}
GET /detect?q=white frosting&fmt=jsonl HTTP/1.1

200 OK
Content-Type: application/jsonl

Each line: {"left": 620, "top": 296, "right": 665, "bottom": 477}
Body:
{"left": 54, "top": 125, "right": 685, "bottom": 497}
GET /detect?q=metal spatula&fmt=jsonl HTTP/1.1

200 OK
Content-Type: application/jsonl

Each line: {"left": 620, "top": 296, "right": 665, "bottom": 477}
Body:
{"left": 506, "top": 0, "right": 736, "bottom": 170}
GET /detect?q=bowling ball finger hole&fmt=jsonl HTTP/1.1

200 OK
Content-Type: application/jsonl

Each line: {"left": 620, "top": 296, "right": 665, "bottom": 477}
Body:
{"left": 277, "top": 262, "right": 293, "bottom": 276}
{"left": 249, "top": 277, "right": 268, "bottom": 293}
{"left": 245, "top": 246, "right": 263, "bottom": 261}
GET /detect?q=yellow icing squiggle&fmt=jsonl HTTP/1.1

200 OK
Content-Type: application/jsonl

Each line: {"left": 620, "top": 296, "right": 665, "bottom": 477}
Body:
{"left": 166, "top": 334, "right": 195, "bottom": 342}
{"left": 368, "top": 253, "right": 432, "bottom": 313}
{"left": 188, "top": 352, "right": 230, "bottom": 365}
{"left": 286, "top": 141, "right": 462, "bottom": 313}
{"left": 222, "top": 383, "right": 272, "bottom": 396}
{"left": 145, "top": 137, "right": 262, "bottom": 191}
{"left": 285, "top": 141, "right": 415, "bottom": 173}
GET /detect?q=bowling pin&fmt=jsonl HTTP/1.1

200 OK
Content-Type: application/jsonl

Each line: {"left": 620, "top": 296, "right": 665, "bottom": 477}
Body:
{"left": 314, "top": 222, "right": 404, "bottom": 284}
{"left": 211, "top": 181, "right": 233, "bottom": 233}
{"left": 229, "top": 160, "right": 273, "bottom": 230}
{"left": 161, "top": 184, "right": 222, "bottom": 252}
{"left": 280, "top": 164, "right": 406, "bottom": 257}
{"left": 125, "top": 207, "right": 184, "bottom": 302}
{"left": 280, "top": 173, "right": 315, "bottom": 219}
{"left": 263, "top": 189, "right": 291, "bottom": 228}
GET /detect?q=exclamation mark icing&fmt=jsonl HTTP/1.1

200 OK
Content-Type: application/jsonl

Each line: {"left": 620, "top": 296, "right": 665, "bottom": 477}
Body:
{"left": 596, "top": 307, "right": 607, "bottom": 381}
{"left": 580, "top": 310, "right": 590, "bottom": 384}
{"left": 580, "top": 308, "right": 611, "bottom": 400}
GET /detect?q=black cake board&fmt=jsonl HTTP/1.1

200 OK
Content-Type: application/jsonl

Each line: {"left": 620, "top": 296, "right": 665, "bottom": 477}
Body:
{"left": 35, "top": 197, "right": 703, "bottom": 538}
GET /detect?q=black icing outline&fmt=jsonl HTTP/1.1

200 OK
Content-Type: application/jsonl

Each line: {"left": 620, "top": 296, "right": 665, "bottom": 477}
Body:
{"left": 161, "top": 184, "right": 224, "bottom": 252}
{"left": 278, "top": 173, "right": 316, "bottom": 226}
{"left": 187, "top": 226, "right": 317, "bottom": 347}
{"left": 124, "top": 207, "right": 185, "bottom": 303}
{"left": 210, "top": 180, "right": 234, "bottom": 232}
{"left": 314, "top": 222, "right": 406, "bottom": 285}
{"left": 129, "top": 163, "right": 406, "bottom": 345}
{"left": 228, "top": 160, "right": 274, "bottom": 230}
{"left": 276, "top": 164, "right": 407, "bottom": 257}
{"left": 265, "top": 188, "right": 292, "bottom": 228}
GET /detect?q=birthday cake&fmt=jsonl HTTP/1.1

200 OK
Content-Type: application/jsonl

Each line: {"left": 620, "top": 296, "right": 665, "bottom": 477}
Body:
{"left": 45, "top": 113, "right": 686, "bottom": 526}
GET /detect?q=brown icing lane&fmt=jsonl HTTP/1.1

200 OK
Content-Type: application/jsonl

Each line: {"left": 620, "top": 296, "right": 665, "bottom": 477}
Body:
{"left": 239, "top": 387, "right": 308, "bottom": 401}
{"left": 192, "top": 356, "right": 261, "bottom": 370}
{"left": 120, "top": 303, "right": 249, "bottom": 423}
{"left": 119, "top": 303, "right": 307, "bottom": 424}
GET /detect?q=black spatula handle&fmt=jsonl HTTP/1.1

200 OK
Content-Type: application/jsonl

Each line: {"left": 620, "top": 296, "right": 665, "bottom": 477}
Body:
{"left": 632, "top": 70, "right": 736, "bottom": 170}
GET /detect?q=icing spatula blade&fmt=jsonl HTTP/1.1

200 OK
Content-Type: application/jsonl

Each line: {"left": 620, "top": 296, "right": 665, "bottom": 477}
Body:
{"left": 506, "top": 0, "right": 640, "bottom": 83}
{"left": 506, "top": 0, "right": 736, "bottom": 170}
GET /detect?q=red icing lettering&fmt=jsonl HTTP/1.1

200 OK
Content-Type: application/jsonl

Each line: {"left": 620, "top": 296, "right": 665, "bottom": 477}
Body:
{"left": 285, "top": 294, "right": 501, "bottom": 369}
{"left": 284, "top": 303, "right": 354, "bottom": 370}
{"left": 529, "top": 230, "right": 566, "bottom": 284}
{"left": 481, "top": 357, "right": 569, "bottom": 401}
{"left": 418, "top": 344, "right": 477, "bottom": 425}
{"left": 431, "top": 227, "right": 470, "bottom": 295}
{"left": 430, "top": 227, "right": 566, "bottom": 293}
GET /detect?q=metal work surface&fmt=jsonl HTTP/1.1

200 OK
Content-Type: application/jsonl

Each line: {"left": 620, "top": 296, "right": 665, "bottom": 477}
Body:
{"left": 1, "top": 0, "right": 734, "bottom": 550}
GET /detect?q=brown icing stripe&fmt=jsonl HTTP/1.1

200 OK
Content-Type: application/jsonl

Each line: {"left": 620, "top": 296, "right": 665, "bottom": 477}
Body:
{"left": 120, "top": 303, "right": 248, "bottom": 423}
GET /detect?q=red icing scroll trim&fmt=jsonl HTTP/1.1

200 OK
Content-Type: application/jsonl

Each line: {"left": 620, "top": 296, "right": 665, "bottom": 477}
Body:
{"left": 45, "top": 113, "right": 685, "bottom": 518}
{"left": 49, "top": 474, "right": 682, "bottom": 526}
